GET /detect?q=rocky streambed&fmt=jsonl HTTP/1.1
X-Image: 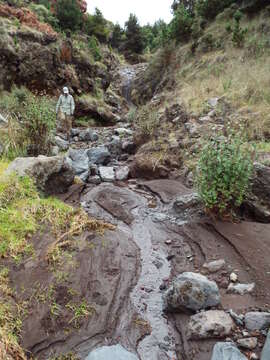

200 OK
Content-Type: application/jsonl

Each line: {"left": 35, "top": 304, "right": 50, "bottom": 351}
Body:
{"left": 3, "top": 65, "right": 270, "bottom": 360}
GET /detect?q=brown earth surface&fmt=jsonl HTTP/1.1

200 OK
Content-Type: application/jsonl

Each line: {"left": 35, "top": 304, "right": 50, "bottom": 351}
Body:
{"left": 3, "top": 179, "right": 270, "bottom": 359}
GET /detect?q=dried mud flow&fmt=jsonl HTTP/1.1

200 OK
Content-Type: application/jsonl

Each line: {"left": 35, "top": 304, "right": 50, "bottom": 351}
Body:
{"left": 7, "top": 179, "right": 270, "bottom": 360}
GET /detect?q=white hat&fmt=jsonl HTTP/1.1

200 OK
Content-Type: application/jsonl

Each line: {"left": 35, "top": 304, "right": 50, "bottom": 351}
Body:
{"left": 63, "top": 87, "right": 69, "bottom": 94}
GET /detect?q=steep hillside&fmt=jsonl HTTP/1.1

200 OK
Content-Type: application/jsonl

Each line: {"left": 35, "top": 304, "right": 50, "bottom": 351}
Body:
{"left": 131, "top": 3, "right": 270, "bottom": 181}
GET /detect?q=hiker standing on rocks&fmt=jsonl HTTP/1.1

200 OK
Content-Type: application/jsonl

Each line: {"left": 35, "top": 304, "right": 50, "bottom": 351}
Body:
{"left": 56, "top": 87, "right": 75, "bottom": 140}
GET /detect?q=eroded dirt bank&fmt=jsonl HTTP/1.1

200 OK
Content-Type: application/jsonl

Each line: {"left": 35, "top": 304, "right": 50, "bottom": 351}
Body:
{"left": 5, "top": 178, "right": 270, "bottom": 360}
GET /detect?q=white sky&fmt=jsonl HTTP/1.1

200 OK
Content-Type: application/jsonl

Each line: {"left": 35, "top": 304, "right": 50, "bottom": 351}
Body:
{"left": 86, "top": 0, "right": 173, "bottom": 26}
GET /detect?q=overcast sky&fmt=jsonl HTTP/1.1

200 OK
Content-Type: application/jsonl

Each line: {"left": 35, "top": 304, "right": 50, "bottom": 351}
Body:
{"left": 86, "top": 0, "right": 173, "bottom": 26}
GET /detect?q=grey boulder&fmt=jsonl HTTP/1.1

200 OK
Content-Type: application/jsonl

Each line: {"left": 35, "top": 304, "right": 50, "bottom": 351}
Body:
{"left": 87, "top": 146, "right": 111, "bottom": 165}
{"left": 67, "top": 148, "right": 89, "bottom": 179}
{"left": 5, "top": 155, "right": 74, "bottom": 193}
{"left": 164, "top": 272, "right": 220, "bottom": 312}
{"left": 245, "top": 312, "right": 270, "bottom": 331}
{"left": 115, "top": 166, "right": 130, "bottom": 181}
{"left": 85, "top": 345, "right": 138, "bottom": 360}
{"left": 188, "top": 310, "right": 234, "bottom": 339}
{"left": 173, "top": 193, "right": 202, "bottom": 213}
{"left": 78, "top": 129, "right": 99, "bottom": 142}
{"left": 211, "top": 342, "right": 248, "bottom": 360}
{"left": 99, "top": 166, "right": 115, "bottom": 182}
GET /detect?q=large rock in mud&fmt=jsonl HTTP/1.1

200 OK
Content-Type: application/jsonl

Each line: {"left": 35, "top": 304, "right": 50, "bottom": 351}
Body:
{"left": 252, "top": 163, "right": 270, "bottom": 204}
{"left": 164, "top": 272, "right": 220, "bottom": 312}
{"left": 211, "top": 342, "right": 248, "bottom": 360}
{"left": 5, "top": 155, "right": 74, "bottom": 193}
{"left": 86, "top": 345, "right": 139, "bottom": 360}
{"left": 187, "top": 310, "right": 234, "bottom": 339}
{"left": 244, "top": 311, "right": 270, "bottom": 331}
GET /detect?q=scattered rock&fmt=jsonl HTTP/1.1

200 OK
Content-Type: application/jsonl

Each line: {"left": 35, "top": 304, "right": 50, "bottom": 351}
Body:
{"left": 211, "top": 342, "right": 248, "bottom": 360}
{"left": 0, "top": 113, "right": 8, "bottom": 125}
{"left": 115, "top": 166, "right": 130, "bottom": 181}
{"left": 122, "top": 140, "right": 136, "bottom": 154}
{"left": 115, "top": 127, "right": 133, "bottom": 136}
{"left": 185, "top": 122, "right": 200, "bottom": 137}
{"left": 228, "top": 309, "right": 244, "bottom": 326}
{"left": 237, "top": 337, "right": 258, "bottom": 350}
{"left": 198, "top": 115, "right": 212, "bottom": 124}
{"left": 67, "top": 148, "right": 89, "bottom": 179}
{"left": 88, "top": 146, "right": 111, "bottom": 165}
{"left": 208, "top": 97, "right": 219, "bottom": 108}
{"left": 78, "top": 129, "right": 99, "bottom": 142}
{"left": 54, "top": 136, "right": 69, "bottom": 151}
{"left": 5, "top": 155, "right": 74, "bottom": 194}
{"left": 230, "top": 273, "right": 238, "bottom": 283}
{"left": 88, "top": 175, "right": 101, "bottom": 185}
{"left": 245, "top": 312, "right": 270, "bottom": 331}
{"left": 203, "top": 260, "right": 226, "bottom": 273}
{"left": 99, "top": 166, "right": 115, "bottom": 182}
{"left": 188, "top": 310, "right": 234, "bottom": 339}
{"left": 164, "top": 272, "right": 221, "bottom": 312}
{"left": 227, "top": 283, "right": 255, "bottom": 295}
{"left": 107, "top": 136, "right": 122, "bottom": 157}
{"left": 261, "top": 329, "right": 270, "bottom": 360}
{"left": 85, "top": 345, "right": 139, "bottom": 360}
{"left": 173, "top": 192, "right": 202, "bottom": 212}
{"left": 51, "top": 145, "right": 59, "bottom": 156}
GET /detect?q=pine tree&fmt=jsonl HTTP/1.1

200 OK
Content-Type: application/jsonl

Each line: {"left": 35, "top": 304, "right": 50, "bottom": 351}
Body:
{"left": 124, "top": 14, "right": 144, "bottom": 54}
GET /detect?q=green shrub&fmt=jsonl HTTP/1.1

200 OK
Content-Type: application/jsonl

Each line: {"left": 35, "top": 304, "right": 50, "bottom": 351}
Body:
{"left": 88, "top": 35, "right": 102, "bottom": 61}
{"left": 232, "top": 10, "right": 247, "bottom": 47}
{"left": 196, "top": 134, "right": 254, "bottom": 216}
{"left": 196, "top": 0, "right": 235, "bottom": 20}
{"left": 30, "top": 3, "right": 60, "bottom": 31}
{"left": 56, "top": 0, "right": 82, "bottom": 32}
{"left": 22, "top": 94, "right": 55, "bottom": 156}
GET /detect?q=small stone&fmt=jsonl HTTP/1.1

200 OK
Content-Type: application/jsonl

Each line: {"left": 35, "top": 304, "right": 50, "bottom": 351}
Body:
{"left": 165, "top": 240, "right": 172, "bottom": 245}
{"left": 88, "top": 175, "right": 101, "bottom": 185}
{"left": 208, "top": 97, "right": 219, "bottom": 108}
{"left": 250, "top": 353, "right": 259, "bottom": 360}
{"left": 227, "top": 283, "right": 255, "bottom": 295}
{"left": 237, "top": 337, "right": 258, "bottom": 350}
{"left": 115, "top": 128, "right": 133, "bottom": 136}
{"left": 198, "top": 115, "right": 211, "bottom": 124}
{"left": 230, "top": 272, "right": 238, "bottom": 283}
{"left": 203, "top": 259, "right": 226, "bottom": 273}
{"left": 54, "top": 135, "right": 69, "bottom": 151}
{"left": 188, "top": 310, "right": 234, "bottom": 339}
{"left": 261, "top": 329, "right": 270, "bottom": 360}
{"left": 51, "top": 145, "right": 59, "bottom": 156}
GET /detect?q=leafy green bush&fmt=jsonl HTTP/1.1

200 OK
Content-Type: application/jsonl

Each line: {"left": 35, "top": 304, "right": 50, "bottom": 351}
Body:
{"left": 196, "top": 134, "right": 254, "bottom": 216}
{"left": 56, "top": 0, "right": 82, "bottom": 32}
{"left": 88, "top": 35, "right": 102, "bottom": 61}
{"left": 169, "top": 4, "right": 194, "bottom": 42}
{"left": 232, "top": 10, "right": 247, "bottom": 47}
